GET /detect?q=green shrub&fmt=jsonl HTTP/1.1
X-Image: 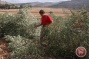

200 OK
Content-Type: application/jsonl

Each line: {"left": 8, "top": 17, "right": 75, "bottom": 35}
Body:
{"left": 0, "top": 9, "right": 40, "bottom": 59}
{"left": 0, "top": 9, "right": 38, "bottom": 39}
{"left": 1, "top": 9, "right": 89, "bottom": 59}
{"left": 43, "top": 10, "right": 89, "bottom": 59}
{"left": 5, "top": 35, "right": 40, "bottom": 59}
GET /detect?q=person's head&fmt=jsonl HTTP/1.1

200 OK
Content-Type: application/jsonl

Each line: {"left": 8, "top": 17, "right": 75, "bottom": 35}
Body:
{"left": 39, "top": 10, "right": 45, "bottom": 16}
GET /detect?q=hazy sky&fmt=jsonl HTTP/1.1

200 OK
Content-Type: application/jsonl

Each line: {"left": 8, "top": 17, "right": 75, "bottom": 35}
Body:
{"left": 1, "top": 0, "right": 70, "bottom": 3}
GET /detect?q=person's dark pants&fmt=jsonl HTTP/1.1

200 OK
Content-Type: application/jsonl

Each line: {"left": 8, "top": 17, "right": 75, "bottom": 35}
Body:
{"left": 40, "top": 26, "right": 49, "bottom": 46}
{"left": 40, "top": 26, "right": 49, "bottom": 57}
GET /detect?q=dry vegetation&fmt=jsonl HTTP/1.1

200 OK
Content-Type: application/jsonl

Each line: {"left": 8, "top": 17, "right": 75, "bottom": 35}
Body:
{"left": 0, "top": 7, "right": 71, "bottom": 17}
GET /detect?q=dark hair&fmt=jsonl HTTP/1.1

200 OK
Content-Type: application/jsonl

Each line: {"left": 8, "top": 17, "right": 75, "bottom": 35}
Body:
{"left": 39, "top": 10, "right": 45, "bottom": 14}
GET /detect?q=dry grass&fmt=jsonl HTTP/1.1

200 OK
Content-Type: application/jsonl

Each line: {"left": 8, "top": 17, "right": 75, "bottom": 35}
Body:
{"left": 0, "top": 9, "right": 19, "bottom": 14}
{"left": 30, "top": 7, "right": 71, "bottom": 18}
{"left": 0, "top": 7, "right": 72, "bottom": 17}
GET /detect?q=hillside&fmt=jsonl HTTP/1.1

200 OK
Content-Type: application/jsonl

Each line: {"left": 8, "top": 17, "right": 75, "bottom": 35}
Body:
{"left": 0, "top": 0, "right": 89, "bottom": 9}
{"left": 19, "top": 0, "right": 89, "bottom": 9}
{"left": 18, "top": 2, "right": 56, "bottom": 7}
{"left": 31, "top": 2, "right": 56, "bottom": 7}
{"left": 0, "top": 1, "right": 11, "bottom": 4}
{"left": 50, "top": 0, "right": 89, "bottom": 9}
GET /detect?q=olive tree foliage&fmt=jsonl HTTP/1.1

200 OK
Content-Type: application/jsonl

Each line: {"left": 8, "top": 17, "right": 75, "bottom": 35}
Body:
{"left": 0, "top": 9, "right": 38, "bottom": 38}
{"left": 43, "top": 10, "right": 89, "bottom": 59}
{"left": 0, "top": 9, "right": 40, "bottom": 59}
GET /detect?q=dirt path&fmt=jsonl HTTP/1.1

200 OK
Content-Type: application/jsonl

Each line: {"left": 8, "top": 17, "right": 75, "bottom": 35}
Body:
{"left": 0, "top": 39, "right": 10, "bottom": 59}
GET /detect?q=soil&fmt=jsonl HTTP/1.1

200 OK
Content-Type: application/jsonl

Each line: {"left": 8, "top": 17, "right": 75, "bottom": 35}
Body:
{"left": 0, "top": 39, "right": 10, "bottom": 59}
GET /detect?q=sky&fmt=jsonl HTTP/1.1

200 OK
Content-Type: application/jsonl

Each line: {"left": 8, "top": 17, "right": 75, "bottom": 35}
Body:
{"left": 1, "top": 0, "right": 70, "bottom": 3}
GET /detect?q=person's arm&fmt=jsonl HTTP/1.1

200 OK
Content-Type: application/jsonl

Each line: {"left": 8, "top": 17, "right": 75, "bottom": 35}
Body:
{"left": 35, "top": 17, "right": 43, "bottom": 27}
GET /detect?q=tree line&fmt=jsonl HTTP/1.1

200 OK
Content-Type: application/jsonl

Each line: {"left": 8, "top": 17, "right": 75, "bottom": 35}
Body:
{"left": 0, "top": 4, "right": 32, "bottom": 9}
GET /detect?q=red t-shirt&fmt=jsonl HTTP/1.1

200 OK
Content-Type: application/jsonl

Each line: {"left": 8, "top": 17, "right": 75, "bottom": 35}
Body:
{"left": 41, "top": 15, "right": 53, "bottom": 26}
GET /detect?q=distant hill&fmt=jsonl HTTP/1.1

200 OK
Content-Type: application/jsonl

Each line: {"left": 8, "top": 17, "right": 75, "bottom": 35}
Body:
{"left": 50, "top": 0, "right": 89, "bottom": 9}
{"left": 0, "top": 1, "right": 11, "bottom": 4}
{"left": 18, "top": 2, "right": 56, "bottom": 7}
{"left": 0, "top": 1, "right": 20, "bottom": 9}
{"left": 18, "top": 0, "right": 89, "bottom": 9}
{"left": 0, "top": 0, "right": 89, "bottom": 9}
{"left": 30, "top": 2, "right": 56, "bottom": 7}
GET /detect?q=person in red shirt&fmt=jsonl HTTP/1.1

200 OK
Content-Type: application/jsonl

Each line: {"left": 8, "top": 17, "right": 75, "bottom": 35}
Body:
{"left": 36, "top": 10, "right": 53, "bottom": 58}
{"left": 36, "top": 10, "right": 53, "bottom": 27}
{"left": 36, "top": 10, "right": 53, "bottom": 46}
